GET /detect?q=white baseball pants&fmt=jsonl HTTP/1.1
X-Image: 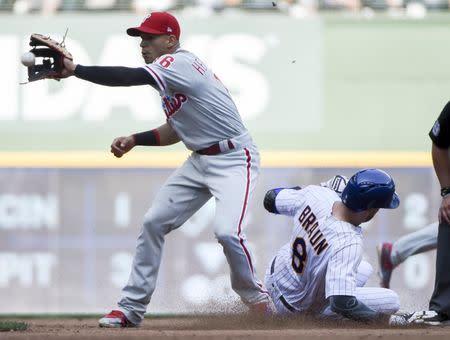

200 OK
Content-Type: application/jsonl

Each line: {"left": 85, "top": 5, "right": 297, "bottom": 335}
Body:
{"left": 321, "top": 261, "right": 399, "bottom": 317}
{"left": 268, "top": 260, "right": 399, "bottom": 317}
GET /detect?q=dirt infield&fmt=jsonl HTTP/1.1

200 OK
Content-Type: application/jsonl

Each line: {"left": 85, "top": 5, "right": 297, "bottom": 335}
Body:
{"left": 1, "top": 315, "right": 449, "bottom": 340}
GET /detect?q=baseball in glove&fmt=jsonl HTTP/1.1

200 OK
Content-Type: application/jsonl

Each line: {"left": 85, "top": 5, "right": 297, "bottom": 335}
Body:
{"left": 23, "top": 32, "right": 73, "bottom": 82}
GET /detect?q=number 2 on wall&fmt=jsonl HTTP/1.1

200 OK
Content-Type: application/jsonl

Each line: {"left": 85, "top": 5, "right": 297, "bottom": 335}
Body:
{"left": 292, "top": 237, "right": 308, "bottom": 275}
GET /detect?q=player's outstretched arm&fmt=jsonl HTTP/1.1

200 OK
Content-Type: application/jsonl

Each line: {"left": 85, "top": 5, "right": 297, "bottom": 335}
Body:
{"left": 329, "top": 295, "right": 381, "bottom": 322}
{"left": 110, "top": 122, "right": 180, "bottom": 158}
{"left": 62, "top": 58, "right": 157, "bottom": 88}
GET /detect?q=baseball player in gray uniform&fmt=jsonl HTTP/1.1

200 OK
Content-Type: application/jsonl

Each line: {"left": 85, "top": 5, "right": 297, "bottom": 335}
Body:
{"left": 61, "top": 12, "right": 270, "bottom": 327}
{"left": 263, "top": 169, "right": 401, "bottom": 322}
{"left": 377, "top": 222, "right": 438, "bottom": 288}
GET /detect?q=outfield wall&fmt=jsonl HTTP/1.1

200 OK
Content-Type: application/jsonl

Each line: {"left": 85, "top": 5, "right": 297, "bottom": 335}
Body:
{"left": 0, "top": 165, "right": 440, "bottom": 313}
{"left": 1, "top": 13, "right": 450, "bottom": 151}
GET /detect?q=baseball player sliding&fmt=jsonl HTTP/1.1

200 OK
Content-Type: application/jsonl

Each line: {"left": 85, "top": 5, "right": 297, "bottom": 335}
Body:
{"left": 264, "top": 169, "right": 401, "bottom": 322}
{"left": 59, "top": 12, "right": 271, "bottom": 327}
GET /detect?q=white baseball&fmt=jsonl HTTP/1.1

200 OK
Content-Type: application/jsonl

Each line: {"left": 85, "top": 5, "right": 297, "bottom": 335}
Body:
{"left": 21, "top": 52, "right": 35, "bottom": 67}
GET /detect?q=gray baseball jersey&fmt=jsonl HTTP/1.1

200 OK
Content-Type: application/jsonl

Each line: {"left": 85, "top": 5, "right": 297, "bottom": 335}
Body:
{"left": 268, "top": 185, "right": 363, "bottom": 312}
{"left": 143, "top": 49, "right": 247, "bottom": 151}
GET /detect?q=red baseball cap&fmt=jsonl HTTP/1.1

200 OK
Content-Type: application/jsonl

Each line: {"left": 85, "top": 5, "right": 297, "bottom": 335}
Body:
{"left": 127, "top": 12, "right": 181, "bottom": 40}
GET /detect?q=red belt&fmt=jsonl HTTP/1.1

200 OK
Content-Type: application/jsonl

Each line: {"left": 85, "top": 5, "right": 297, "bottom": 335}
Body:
{"left": 196, "top": 140, "right": 235, "bottom": 155}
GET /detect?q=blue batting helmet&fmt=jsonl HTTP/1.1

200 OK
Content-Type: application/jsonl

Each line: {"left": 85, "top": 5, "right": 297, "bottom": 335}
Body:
{"left": 341, "top": 169, "right": 400, "bottom": 212}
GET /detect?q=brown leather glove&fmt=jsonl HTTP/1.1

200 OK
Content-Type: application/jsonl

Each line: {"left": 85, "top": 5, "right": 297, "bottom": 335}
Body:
{"left": 25, "top": 33, "right": 73, "bottom": 82}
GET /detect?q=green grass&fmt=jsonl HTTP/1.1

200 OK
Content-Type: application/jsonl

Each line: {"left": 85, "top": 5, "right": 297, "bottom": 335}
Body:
{"left": 0, "top": 321, "right": 28, "bottom": 332}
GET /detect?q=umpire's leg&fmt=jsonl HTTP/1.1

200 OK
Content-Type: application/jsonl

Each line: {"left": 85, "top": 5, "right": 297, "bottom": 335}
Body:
{"left": 429, "top": 221, "right": 450, "bottom": 317}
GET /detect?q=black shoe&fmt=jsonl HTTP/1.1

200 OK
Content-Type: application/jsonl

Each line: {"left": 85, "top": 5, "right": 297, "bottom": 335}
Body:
{"left": 406, "top": 310, "right": 450, "bottom": 326}
{"left": 423, "top": 312, "right": 450, "bottom": 326}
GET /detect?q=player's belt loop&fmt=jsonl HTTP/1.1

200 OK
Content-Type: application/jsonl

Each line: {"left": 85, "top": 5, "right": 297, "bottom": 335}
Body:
{"left": 219, "top": 139, "right": 234, "bottom": 153}
{"left": 196, "top": 140, "right": 235, "bottom": 156}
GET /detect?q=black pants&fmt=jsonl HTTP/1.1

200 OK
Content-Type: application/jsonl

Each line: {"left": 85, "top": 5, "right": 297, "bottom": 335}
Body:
{"left": 429, "top": 221, "right": 450, "bottom": 317}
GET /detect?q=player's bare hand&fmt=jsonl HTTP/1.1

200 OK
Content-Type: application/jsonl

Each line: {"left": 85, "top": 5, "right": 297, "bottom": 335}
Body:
{"left": 60, "top": 57, "right": 76, "bottom": 78}
{"left": 439, "top": 195, "right": 450, "bottom": 224}
{"left": 111, "top": 136, "right": 135, "bottom": 158}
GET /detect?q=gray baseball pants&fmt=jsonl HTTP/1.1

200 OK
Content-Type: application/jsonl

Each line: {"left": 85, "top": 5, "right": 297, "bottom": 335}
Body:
{"left": 117, "top": 144, "right": 268, "bottom": 324}
{"left": 390, "top": 222, "right": 438, "bottom": 267}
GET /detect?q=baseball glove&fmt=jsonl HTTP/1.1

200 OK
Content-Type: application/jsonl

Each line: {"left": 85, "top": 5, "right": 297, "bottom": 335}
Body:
{"left": 26, "top": 33, "right": 73, "bottom": 82}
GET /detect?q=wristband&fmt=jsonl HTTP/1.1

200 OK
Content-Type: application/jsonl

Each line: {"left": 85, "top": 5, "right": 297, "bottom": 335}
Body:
{"left": 132, "top": 129, "right": 160, "bottom": 146}
{"left": 441, "top": 186, "right": 450, "bottom": 197}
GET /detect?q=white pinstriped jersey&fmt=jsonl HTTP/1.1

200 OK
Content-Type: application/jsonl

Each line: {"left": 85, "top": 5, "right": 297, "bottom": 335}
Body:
{"left": 142, "top": 49, "right": 247, "bottom": 151}
{"left": 272, "top": 185, "right": 363, "bottom": 313}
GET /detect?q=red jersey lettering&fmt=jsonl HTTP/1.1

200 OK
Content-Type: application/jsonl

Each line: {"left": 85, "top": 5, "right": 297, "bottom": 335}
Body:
{"left": 159, "top": 56, "right": 174, "bottom": 68}
{"left": 192, "top": 58, "right": 207, "bottom": 75}
{"left": 162, "top": 93, "right": 188, "bottom": 118}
